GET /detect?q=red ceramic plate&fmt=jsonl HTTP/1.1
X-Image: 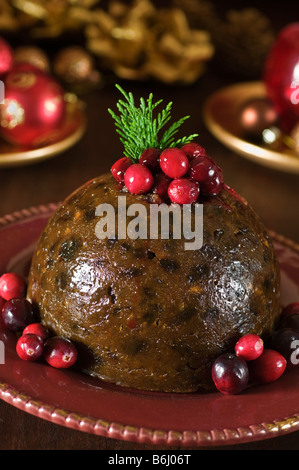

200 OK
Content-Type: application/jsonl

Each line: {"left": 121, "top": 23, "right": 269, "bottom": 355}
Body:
{"left": 0, "top": 204, "right": 299, "bottom": 447}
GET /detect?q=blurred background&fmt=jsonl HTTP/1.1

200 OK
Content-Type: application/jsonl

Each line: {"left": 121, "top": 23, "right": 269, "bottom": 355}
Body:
{"left": 0, "top": 0, "right": 298, "bottom": 241}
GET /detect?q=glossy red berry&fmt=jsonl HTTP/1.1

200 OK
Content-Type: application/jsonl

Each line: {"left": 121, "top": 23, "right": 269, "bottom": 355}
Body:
{"left": 152, "top": 173, "right": 171, "bottom": 200}
{"left": 2, "top": 298, "right": 36, "bottom": 332}
{"left": 235, "top": 334, "right": 264, "bottom": 361}
{"left": 23, "top": 322, "right": 49, "bottom": 341}
{"left": 111, "top": 157, "right": 132, "bottom": 183}
{"left": 167, "top": 178, "right": 200, "bottom": 204}
{"left": 159, "top": 148, "right": 189, "bottom": 178}
{"left": 201, "top": 165, "right": 224, "bottom": 196}
{"left": 43, "top": 336, "right": 78, "bottom": 368}
{"left": 248, "top": 349, "right": 287, "bottom": 383}
{"left": 0, "top": 272, "right": 26, "bottom": 301}
{"left": 139, "top": 148, "right": 160, "bottom": 172}
{"left": 189, "top": 155, "right": 215, "bottom": 182}
{"left": 211, "top": 352, "right": 249, "bottom": 395}
{"left": 181, "top": 142, "right": 207, "bottom": 160}
{"left": 124, "top": 163, "right": 154, "bottom": 194}
{"left": 16, "top": 333, "right": 44, "bottom": 361}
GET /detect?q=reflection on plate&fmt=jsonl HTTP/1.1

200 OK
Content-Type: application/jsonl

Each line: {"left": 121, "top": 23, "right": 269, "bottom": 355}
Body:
{"left": 1, "top": 205, "right": 299, "bottom": 447}
{"left": 0, "top": 98, "right": 86, "bottom": 168}
{"left": 203, "top": 81, "right": 299, "bottom": 174}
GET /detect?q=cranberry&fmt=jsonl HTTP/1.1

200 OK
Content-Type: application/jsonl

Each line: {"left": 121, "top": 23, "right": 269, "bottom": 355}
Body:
{"left": 159, "top": 148, "right": 189, "bottom": 178}
{"left": 270, "top": 328, "right": 299, "bottom": 368}
{"left": 281, "top": 302, "right": 299, "bottom": 317}
{"left": 181, "top": 142, "right": 207, "bottom": 160}
{"left": 2, "top": 298, "right": 36, "bottom": 332}
{"left": 235, "top": 334, "right": 264, "bottom": 361}
{"left": 139, "top": 148, "right": 160, "bottom": 172}
{"left": 152, "top": 173, "right": 171, "bottom": 200}
{"left": 167, "top": 178, "right": 200, "bottom": 204}
{"left": 16, "top": 333, "right": 44, "bottom": 361}
{"left": 111, "top": 157, "right": 132, "bottom": 183}
{"left": 0, "top": 272, "right": 26, "bottom": 301}
{"left": 211, "top": 353, "right": 249, "bottom": 395}
{"left": 248, "top": 349, "right": 287, "bottom": 384}
{"left": 201, "top": 165, "right": 224, "bottom": 196}
{"left": 43, "top": 336, "right": 78, "bottom": 368}
{"left": 124, "top": 163, "right": 154, "bottom": 194}
{"left": 23, "top": 322, "right": 49, "bottom": 341}
{"left": 189, "top": 155, "right": 216, "bottom": 183}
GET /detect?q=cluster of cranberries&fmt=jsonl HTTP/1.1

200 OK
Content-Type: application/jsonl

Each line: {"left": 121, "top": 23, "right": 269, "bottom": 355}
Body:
{"left": 212, "top": 302, "right": 299, "bottom": 395}
{"left": 0, "top": 272, "right": 78, "bottom": 368}
{"left": 111, "top": 143, "right": 224, "bottom": 204}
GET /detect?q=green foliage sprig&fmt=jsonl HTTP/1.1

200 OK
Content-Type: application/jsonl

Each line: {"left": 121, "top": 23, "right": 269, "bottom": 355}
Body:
{"left": 108, "top": 84, "right": 199, "bottom": 163}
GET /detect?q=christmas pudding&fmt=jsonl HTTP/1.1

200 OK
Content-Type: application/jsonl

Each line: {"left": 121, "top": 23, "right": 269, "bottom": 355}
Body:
{"left": 26, "top": 86, "right": 281, "bottom": 393}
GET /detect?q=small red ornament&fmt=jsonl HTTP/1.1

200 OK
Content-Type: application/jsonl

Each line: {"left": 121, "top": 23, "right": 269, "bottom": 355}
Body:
{"left": 0, "top": 65, "right": 66, "bottom": 147}
{"left": 0, "top": 37, "right": 13, "bottom": 76}
{"left": 263, "top": 23, "right": 299, "bottom": 132}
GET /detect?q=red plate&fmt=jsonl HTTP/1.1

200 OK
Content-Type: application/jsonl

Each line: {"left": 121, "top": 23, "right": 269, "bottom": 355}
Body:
{"left": 0, "top": 204, "right": 299, "bottom": 447}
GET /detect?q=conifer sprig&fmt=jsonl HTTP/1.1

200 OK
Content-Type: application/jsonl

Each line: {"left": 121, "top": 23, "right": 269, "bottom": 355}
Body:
{"left": 108, "top": 84, "right": 198, "bottom": 162}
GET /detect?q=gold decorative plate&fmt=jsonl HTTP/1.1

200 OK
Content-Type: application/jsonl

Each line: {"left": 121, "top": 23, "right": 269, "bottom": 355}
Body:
{"left": 203, "top": 81, "right": 299, "bottom": 174}
{"left": 0, "top": 97, "right": 86, "bottom": 168}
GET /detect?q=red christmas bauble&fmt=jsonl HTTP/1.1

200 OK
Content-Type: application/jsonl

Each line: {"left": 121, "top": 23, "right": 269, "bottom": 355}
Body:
{"left": 263, "top": 23, "right": 299, "bottom": 132}
{"left": 0, "top": 37, "right": 13, "bottom": 76}
{"left": 0, "top": 65, "right": 66, "bottom": 146}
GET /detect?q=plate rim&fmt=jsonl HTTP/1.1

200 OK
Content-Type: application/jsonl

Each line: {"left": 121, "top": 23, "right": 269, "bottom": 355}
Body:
{"left": 1, "top": 203, "right": 299, "bottom": 447}
{"left": 203, "top": 81, "right": 299, "bottom": 175}
{"left": 0, "top": 102, "right": 87, "bottom": 168}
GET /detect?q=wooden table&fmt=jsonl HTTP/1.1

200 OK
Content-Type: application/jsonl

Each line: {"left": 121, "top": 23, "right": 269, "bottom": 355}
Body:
{"left": 1, "top": 34, "right": 299, "bottom": 451}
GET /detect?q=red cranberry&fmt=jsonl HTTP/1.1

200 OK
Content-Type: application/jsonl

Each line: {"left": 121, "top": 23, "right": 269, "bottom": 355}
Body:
{"left": 2, "top": 298, "right": 36, "bottom": 332}
{"left": 139, "top": 148, "right": 160, "bottom": 172}
{"left": 281, "top": 302, "right": 299, "bottom": 317}
{"left": 181, "top": 142, "right": 207, "bottom": 160}
{"left": 202, "top": 165, "right": 224, "bottom": 195}
{"left": 167, "top": 178, "right": 200, "bottom": 204}
{"left": 235, "top": 334, "right": 264, "bottom": 361}
{"left": 111, "top": 157, "right": 132, "bottom": 183}
{"left": 211, "top": 352, "right": 249, "bottom": 395}
{"left": 0, "top": 273, "right": 26, "bottom": 301}
{"left": 159, "top": 148, "right": 189, "bottom": 178}
{"left": 270, "top": 328, "right": 299, "bottom": 368}
{"left": 189, "top": 155, "right": 216, "bottom": 182}
{"left": 23, "top": 322, "right": 49, "bottom": 341}
{"left": 248, "top": 349, "right": 287, "bottom": 384}
{"left": 152, "top": 173, "right": 171, "bottom": 200}
{"left": 124, "top": 163, "right": 154, "bottom": 194}
{"left": 43, "top": 336, "right": 78, "bottom": 368}
{"left": 16, "top": 333, "right": 44, "bottom": 361}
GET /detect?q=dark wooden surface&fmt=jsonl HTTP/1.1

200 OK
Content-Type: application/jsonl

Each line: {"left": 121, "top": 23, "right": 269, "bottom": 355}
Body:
{"left": 1, "top": 2, "right": 299, "bottom": 451}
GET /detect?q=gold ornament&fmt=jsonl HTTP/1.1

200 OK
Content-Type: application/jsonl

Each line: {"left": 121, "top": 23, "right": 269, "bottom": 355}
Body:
{"left": 85, "top": 0, "right": 214, "bottom": 84}
{"left": 0, "top": 0, "right": 214, "bottom": 84}
{"left": 53, "top": 46, "right": 101, "bottom": 89}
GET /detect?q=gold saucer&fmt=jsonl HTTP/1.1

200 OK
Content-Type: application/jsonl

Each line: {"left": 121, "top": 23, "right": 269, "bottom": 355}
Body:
{"left": 203, "top": 81, "right": 299, "bottom": 174}
{"left": 0, "top": 96, "right": 86, "bottom": 168}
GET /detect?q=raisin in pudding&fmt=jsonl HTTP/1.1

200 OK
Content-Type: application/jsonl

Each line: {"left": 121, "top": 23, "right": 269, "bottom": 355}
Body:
{"left": 27, "top": 87, "right": 281, "bottom": 393}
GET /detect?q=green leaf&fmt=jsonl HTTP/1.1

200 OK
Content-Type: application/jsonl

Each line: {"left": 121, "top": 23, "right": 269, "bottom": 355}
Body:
{"left": 108, "top": 84, "right": 199, "bottom": 161}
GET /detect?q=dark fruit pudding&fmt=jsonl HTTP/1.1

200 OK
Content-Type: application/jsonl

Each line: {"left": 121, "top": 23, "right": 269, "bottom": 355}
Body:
{"left": 26, "top": 86, "right": 281, "bottom": 392}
